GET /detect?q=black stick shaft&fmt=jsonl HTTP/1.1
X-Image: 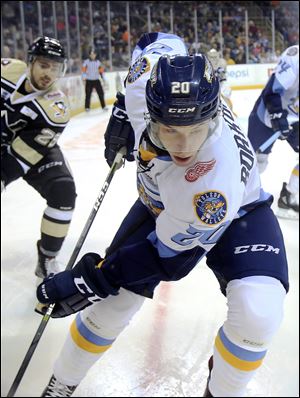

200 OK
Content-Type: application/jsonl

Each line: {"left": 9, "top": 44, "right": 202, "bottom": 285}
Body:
{"left": 6, "top": 147, "right": 126, "bottom": 397}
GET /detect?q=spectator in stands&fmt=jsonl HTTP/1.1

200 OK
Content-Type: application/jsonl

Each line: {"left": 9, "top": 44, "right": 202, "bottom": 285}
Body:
{"left": 224, "top": 49, "right": 236, "bottom": 64}
{"left": 2, "top": 45, "right": 11, "bottom": 58}
{"left": 2, "top": 1, "right": 297, "bottom": 67}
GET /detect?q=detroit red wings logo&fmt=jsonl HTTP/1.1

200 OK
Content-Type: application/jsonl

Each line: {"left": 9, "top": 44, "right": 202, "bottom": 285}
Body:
{"left": 185, "top": 159, "right": 216, "bottom": 182}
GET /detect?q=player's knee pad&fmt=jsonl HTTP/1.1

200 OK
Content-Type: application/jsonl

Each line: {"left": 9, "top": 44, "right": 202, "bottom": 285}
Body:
{"left": 256, "top": 153, "right": 269, "bottom": 173}
{"left": 79, "top": 288, "right": 145, "bottom": 339}
{"left": 223, "top": 276, "right": 286, "bottom": 350}
{"left": 45, "top": 177, "right": 76, "bottom": 209}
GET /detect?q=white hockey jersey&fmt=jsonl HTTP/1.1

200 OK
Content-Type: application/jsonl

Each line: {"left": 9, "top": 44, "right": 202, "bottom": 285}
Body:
{"left": 125, "top": 33, "right": 269, "bottom": 258}
{"left": 257, "top": 45, "right": 299, "bottom": 127}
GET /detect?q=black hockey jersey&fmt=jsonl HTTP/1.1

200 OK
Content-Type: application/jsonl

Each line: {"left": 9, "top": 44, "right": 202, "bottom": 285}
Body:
{"left": 1, "top": 58, "right": 70, "bottom": 169}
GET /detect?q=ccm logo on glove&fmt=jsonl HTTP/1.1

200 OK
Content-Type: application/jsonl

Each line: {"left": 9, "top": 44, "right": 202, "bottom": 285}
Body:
{"left": 113, "top": 107, "right": 128, "bottom": 120}
{"left": 74, "top": 276, "right": 102, "bottom": 303}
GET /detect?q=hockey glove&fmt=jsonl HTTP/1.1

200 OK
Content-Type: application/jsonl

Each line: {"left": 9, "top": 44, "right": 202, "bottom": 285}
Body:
{"left": 104, "top": 91, "right": 135, "bottom": 166}
{"left": 269, "top": 109, "right": 291, "bottom": 140}
{"left": 36, "top": 253, "right": 119, "bottom": 318}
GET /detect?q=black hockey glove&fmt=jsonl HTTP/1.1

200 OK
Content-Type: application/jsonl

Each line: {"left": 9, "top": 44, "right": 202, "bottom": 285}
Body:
{"left": 104, "top": 91, "right": 135, "bottom": 167}
{"left": 269, "top": 109, "right": 291, "bottom": 140}
{"left": 36, "top": 253, "right": 119, "bottom": 318}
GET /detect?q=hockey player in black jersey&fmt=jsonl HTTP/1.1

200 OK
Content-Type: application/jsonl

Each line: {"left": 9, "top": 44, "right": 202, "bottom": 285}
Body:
{"left": 1, "top": 36, "right": 77, "bottom": 280}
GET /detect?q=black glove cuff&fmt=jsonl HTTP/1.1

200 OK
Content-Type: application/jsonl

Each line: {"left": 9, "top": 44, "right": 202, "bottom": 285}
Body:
{"left": 74, "top": 253, "right": 120, "bottom": 297}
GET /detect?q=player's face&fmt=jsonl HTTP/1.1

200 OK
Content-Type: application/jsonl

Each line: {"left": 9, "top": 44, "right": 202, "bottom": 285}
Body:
{"left": 149, "top": 121, "right": 210, "bottom": 166}
{"left": 31, "top": 57, "right": 64, "bottom": 90}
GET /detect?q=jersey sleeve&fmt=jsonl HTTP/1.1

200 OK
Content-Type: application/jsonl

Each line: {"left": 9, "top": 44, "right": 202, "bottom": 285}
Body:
{"left": 262, "top": 46, "right": 299, "bottom": 113}
{"left": 273, "top": 46, "right": 299, "bottom": 92}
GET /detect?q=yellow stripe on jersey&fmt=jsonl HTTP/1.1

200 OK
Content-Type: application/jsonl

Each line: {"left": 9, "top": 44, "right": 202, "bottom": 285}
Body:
{"left": 11, "top": 137, "right": 43, "bottom": 165}
{"left": 41, "top": 218, "right": 71, "bottom": 238}
{"left": 139, "top": 146, "right": 157, "bottom": 161}
{"left": 70, "top": 319, "right": 113, "bottom": 354}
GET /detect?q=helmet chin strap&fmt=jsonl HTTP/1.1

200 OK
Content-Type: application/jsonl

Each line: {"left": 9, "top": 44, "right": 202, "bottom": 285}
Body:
{"left": 208, "top": 114, "right": 218, "bottom": 133}
{"left": 207, "top": 112, "right": 221, "bottom": 136}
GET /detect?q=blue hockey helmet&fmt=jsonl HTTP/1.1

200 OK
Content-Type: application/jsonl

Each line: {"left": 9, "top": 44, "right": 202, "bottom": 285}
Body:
{"left": 28, "top": 36, "right": 66, "bottom": 64}
{"left": 145, "top": 54, "right": 220, "bottom": 126}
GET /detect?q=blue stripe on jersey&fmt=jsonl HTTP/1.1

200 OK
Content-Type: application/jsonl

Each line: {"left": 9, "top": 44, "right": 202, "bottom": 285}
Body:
{"left": 146, "top": 230, "right": 205, "bottom": 260}
{"left": 262, "top": 74, "right": 285, "bottom": 108}
{"left": 257, "top": 99, "right": 266, "bottom": 122}
{"left": 147, "top": 231, "right": 183, "bottom": 258}
{"left": 136, "top": 32, "right": 159, "bottom": 50}
{"left": 272, "top": 76, "right": 286, "bottom": 95}
{"left": 237, "top": 189, "right": 272, "bottom": 217}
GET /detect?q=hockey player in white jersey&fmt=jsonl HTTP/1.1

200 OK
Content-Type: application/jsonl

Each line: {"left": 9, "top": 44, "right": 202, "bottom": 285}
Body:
{"left": 248, "top": 45, "right": 299, "bottom": 219}
{"left": 207, "top": 49, "right": 235, "bottom": 114}
{"left": 37, "top": 33, "right": 288, "bottom": 397}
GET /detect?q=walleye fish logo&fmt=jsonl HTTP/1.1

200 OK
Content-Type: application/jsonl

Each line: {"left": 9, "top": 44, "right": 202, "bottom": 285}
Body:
{"left": 194, "top": 191, "right": 227, "bottom": 225}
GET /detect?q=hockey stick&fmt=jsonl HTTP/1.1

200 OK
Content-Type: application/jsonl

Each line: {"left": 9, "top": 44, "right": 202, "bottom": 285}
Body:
{"left": 6, "top": 147, "right": 127, "bottom": 397}
{"left": 257, "top": 130, "right": 281, "bottom": 153}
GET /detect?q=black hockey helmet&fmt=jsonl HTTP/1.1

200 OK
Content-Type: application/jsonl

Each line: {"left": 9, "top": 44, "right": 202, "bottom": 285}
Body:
{"left": 146, "top": 54, "right": 220, "bottom": 126}
{"left": 28, "top": 36, "right": 66, "bottom": 63}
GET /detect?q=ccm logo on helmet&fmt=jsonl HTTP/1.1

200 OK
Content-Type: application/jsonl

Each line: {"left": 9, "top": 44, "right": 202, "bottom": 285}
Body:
{"left": 168, "top": 107, "right": 196, "bottom": 113}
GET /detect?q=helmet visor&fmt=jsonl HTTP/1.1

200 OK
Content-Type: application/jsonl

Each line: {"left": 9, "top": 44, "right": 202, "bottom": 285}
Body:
{"left": 34, "top": 56, "right": 67, "bottom": 77}
{"left": 146, "top": 115, "right": 210, "bottom": 154}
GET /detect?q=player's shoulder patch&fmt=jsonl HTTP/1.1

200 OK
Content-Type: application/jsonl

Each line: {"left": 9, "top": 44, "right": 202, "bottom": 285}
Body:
{"left": 185, "top": 159, "right": 216, "bottom": 182}
{"left": 36, "top": 88, "right": 70, "bottom": 124}
{"left": 193, "top": 190, "right": 227, "bottom": 226}
{"left": 1, "top": 58, "right": 27, "bottom": 85}
{"left": 127, "top": 56, "right": 150, "bottom": 84}
{"left": 287, "top": 46, "right": 298, "bottom": 56}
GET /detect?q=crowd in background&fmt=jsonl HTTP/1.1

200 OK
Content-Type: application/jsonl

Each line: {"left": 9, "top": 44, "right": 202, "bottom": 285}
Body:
{"left": 1, "top": 1, "right": 299, "bottom": 74}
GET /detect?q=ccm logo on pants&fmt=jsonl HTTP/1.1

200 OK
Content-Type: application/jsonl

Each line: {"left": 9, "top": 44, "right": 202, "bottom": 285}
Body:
{"left": 234, "top": 244, "right": 280, "bottom": 254}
